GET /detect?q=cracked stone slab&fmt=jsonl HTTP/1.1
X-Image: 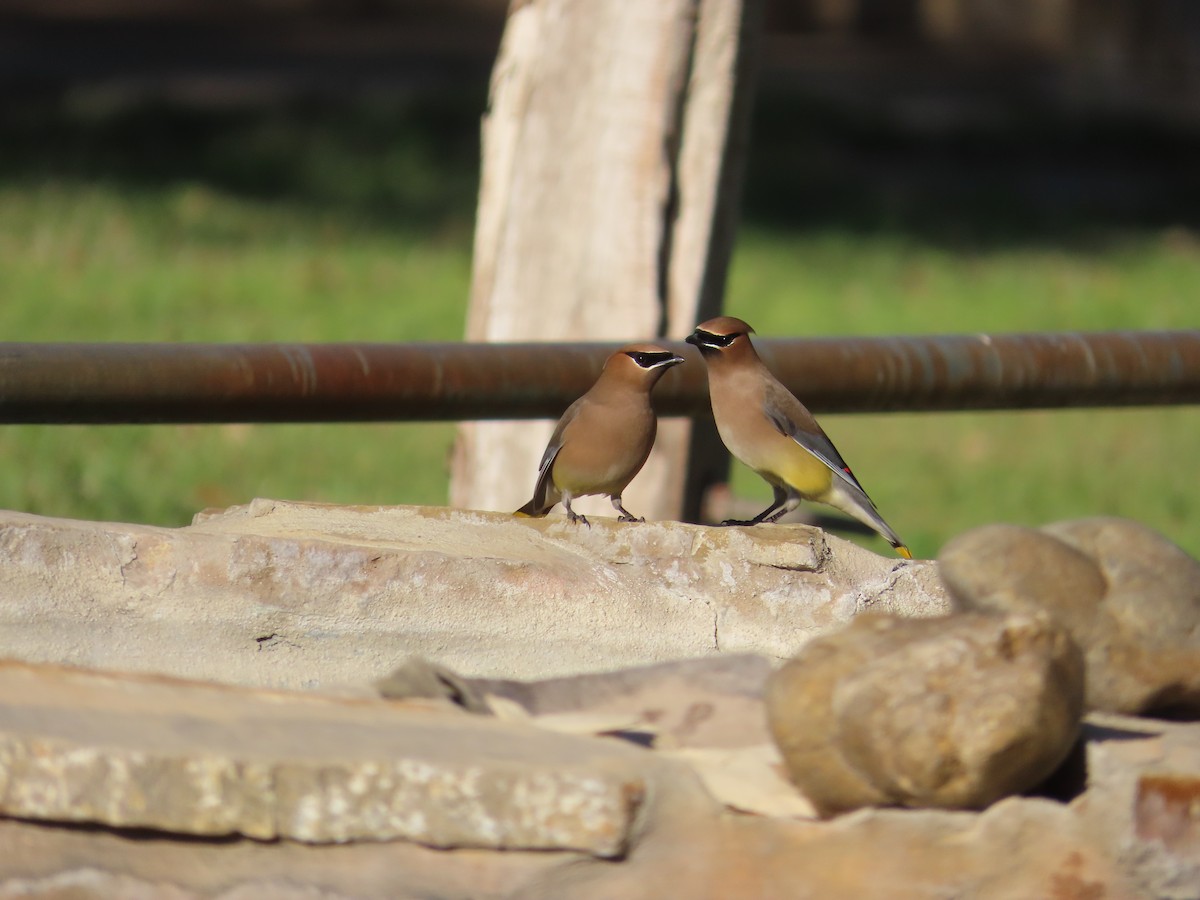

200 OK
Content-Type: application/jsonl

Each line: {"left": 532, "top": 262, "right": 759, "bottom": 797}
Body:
{"left": 0, "top": 662, "right": 647, "bottom": 854}
{"left": 0, "top": 500, "right": 948, "bottom": 687}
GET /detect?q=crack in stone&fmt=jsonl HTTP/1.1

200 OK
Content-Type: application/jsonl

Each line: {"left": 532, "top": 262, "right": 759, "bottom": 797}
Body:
{"left": 706, "top": 598, "right": 720, "bottom": 652}
{"left": 856, "top": 563, "right": 910, "bottom": 613}
{"left": 811, "top": 537, "right": 835, "bottom": 575}
{"left": 767, "top": 563, "right": 815, "bottom": 573}
{"left": 255, "top": 633, "right": 300, "bottom": 652}
{"left": 116, "top": 538, "right": 137, "bottom": 587}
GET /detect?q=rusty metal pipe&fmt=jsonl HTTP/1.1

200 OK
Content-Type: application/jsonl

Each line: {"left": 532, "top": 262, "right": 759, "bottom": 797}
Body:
{"left": 752, "top": 330, "right": 1200, "bottom": 413}
{"left": 0, "top": 331, "right": 1197, "bottom": 424}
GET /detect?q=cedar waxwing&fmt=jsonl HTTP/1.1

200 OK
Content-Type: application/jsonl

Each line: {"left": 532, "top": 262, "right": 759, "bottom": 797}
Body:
{"left": 686, "top": 316, "right": 912, "bottom": 559}
{"left": 515, "top": 344, "right": 685, "bottom": 526}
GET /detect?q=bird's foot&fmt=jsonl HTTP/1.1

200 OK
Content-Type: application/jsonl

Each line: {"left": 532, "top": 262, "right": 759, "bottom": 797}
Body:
{"left": 617, "top": 514, "right": 645, "bottom": 523}
{"left": 718, "top": 518, "right": 759, "bottom": 527}
{"left": 567, "top": 511, "right": 591, "bottom": 527}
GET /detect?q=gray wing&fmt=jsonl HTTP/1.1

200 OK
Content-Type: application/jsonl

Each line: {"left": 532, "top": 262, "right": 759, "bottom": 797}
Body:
{"left": 516, "top": 399, "right": 580, "bottom": 516}
{"left": 761, "top": 382, "right": 875, "bottom": 500}
{"left": 762, "top": 380, "right": 907, "bottom": 553}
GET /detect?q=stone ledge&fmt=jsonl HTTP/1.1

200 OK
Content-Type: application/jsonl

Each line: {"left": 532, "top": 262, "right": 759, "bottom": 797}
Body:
{"left": 0, "top": 500, "right": 948, "bottom": 688}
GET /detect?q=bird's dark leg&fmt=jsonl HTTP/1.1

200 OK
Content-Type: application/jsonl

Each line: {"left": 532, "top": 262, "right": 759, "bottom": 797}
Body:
{"left": 563, "top": 496, "right": 590, "bottom": 527}
{"left": 610, "top": 496, "right": 644, "bottom": 523}
{"left": 756, "top": 492, "right": 802, "bottom": 524}
{"left": 721, "top": 485, "right": 789, "bottom": 527}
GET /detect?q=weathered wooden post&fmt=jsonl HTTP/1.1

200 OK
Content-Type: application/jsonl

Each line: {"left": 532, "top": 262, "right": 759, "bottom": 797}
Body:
{"left": 451, "top": 0, "right": 761, "bottom": 520}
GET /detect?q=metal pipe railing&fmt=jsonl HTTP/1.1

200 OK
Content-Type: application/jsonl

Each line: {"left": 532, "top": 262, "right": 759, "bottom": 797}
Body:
{"left": 0, "top": 330, "right": 1197, "bottom": 424}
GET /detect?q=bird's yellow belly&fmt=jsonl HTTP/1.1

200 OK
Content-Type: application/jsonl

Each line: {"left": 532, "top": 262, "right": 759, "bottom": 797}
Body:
{"left": 709, "top": 378, "right": 835, "bottom": 499}
{"left": 721, "top": 423, "right": 832, "bottom": 498}
{"left": 767, "top": 451, "right": 834, "bottom": 498}
{"left": 548, "top": 399, "right": 655, "bottom": 498}
{"left": 552, "top": 458, "right": 631, "bottom": 496}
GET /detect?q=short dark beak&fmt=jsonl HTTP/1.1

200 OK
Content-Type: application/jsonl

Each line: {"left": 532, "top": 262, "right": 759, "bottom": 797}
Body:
{"left": 684, "top": 333, "right": 700, "bottom": 347}
{"left": 668, "top": 354, "right": 685, "bottom": 367}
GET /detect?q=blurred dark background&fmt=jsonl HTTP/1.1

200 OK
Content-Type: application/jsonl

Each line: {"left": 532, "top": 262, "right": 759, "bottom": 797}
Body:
{"left": 3, "top": 0, "right": 1200, "bottom": 242}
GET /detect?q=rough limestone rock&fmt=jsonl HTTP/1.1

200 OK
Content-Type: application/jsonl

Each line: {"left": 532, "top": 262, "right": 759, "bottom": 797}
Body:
{"left": 940, "top": 518, "right": 1200, "bottom": 714}
{"left": 467, "top": 654, "right": 777, "bottom": 749}
{"left": 0, "top": 499, "right": 947, "bottom": 687}
{"left": 0, "top": 816, "right": 565, "bottom": 900}
{"left": 0, "top": 778, "right": 1134, "bottom": 900}
{"left": 518, "top": 795, "right": 1130, "bottom": 900}
{"left": 1075, "top": 713, "right": 1200, "bottom": 900}
{"left": 765, "top": 612, "right": 1085, "bottom": 816}
{"left": 0, "top": 661, "right": 649, "bottom": 853}
{"left": 0, "top": 658, "right": 1171, "bottom": 899}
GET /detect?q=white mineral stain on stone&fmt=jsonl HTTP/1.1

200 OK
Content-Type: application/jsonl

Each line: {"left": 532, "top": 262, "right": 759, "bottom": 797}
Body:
{"left": 347, "top": 762, "right": 377, "bottom": 796}
{"left": 326, "top": 788, "right": 350, "bottom": 818}
{"left": 719, "top": 561, "right": 736, "bottom": 590}
{"left": 289, "top": 793, "right": 324, "bottom": 840}
{"left": 832, "top": 593, "right": 859, "bottom": 621}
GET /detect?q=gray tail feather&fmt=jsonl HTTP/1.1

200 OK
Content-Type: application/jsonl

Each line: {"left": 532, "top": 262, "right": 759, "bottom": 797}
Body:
{"left": 514, "top": 474, "right": 559, "bottom": 517}
{"left": 514, "top": 497, "right": 550, "bottom": 517}
{"left": 872, "top": 513, "right": 906, "bottom": 550}
{"left": 835, "top": 481, "right": 907, "bottom": 550}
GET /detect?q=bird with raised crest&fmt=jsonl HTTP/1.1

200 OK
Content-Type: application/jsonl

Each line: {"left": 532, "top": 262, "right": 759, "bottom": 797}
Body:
{"left": 686, "top": 316, "right": 912, "bottom": 559}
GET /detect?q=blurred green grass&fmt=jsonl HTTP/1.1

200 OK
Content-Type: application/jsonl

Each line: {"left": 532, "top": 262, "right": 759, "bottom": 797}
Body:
{"left": 0, "top": 177, "right": 469, "bottom": 524}
{"left": 0, "top": 93, "right": 1197, "bottom": 558}
{"left": 0, "top": 96, "right": 476, "bottom": 525}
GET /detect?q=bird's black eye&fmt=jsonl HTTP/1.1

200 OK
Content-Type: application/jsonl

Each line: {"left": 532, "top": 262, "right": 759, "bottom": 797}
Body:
{"left": 626, "top": 350, "right": 676, "bottom": 368}
{"left": 695, "top": 330, "right": 738, "bottom": 348}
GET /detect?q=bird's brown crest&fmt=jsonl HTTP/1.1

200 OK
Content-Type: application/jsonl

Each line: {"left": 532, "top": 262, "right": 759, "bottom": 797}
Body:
{"left": 686, "top": 317, "right": 758, "bottom": 358}
{"left": 693, "top": 316, "right": 754, "bottom": 337}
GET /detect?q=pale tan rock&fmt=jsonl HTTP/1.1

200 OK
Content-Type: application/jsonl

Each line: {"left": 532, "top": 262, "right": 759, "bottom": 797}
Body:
{"left": 411, "top": 654, "right": 816, "bottom": 823}
{"left": 0, "top": 660, "right": 1160, "bottom": 900}
{"left": 0, "top": 815, "right": 565, "bottom": 900}
{"left": 0, "top": 662, "right": 647, "bottom": 854}
{"left": 519, "top": 793, "right": 1132, "bottom": 900}
{"left": 765, "top": 612, "right": 1085, "bottom": 816}
{"left": 1048, "top": 518, "right": 1200, "bottom": 713}
{"left": 937, "top": 523, "right": 1107, "bottom": 642}
{"left": 1074, "top": 713, "right": 1200, "bottom": 900}
{"left": 662, "top": 743, "right": 817, "bottom": 818}
{"left": 472, "top": 654, "right": 776, "bottom": 749}
{"left": 941, "top": 518, "right": 1200, "bottom": 714}
{"left": 0, "top": 500, "right": 948, "bottom": 688}
{"left": 0, "top": 759, "right": 1133, "bottom": 900}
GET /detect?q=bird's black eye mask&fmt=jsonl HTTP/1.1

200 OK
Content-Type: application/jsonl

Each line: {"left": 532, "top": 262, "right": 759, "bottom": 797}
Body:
{"left": 626, "top": 350, "right": 679, "bottom": 368}
{"left": 689, "top": 330, "right": 738, "bottom": 348}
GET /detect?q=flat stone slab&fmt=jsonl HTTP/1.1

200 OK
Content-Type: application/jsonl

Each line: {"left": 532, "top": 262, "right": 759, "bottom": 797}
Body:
{"left": 0, "top": 662, "right": 646, "bottom": 854}
{"left": 0, "top": 499, "right": 948, "bottom": 687}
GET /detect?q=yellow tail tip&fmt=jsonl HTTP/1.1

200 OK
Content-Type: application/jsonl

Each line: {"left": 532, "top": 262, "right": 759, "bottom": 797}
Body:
{"left": 895, "top": 545, "right": 913, "bottom": 560}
